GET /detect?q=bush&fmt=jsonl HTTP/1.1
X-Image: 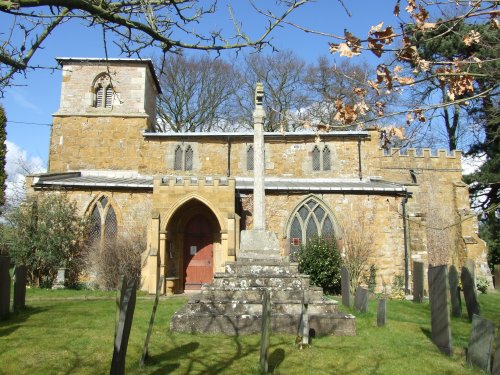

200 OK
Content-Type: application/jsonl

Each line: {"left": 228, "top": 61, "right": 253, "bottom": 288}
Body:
{"left": 85, "top": 229, "right": 145, "bottom": 290}
{"left": 296, "top": 236, "right": 341, "bottom": 294}
{"left": 476, "top": 276, "right": 490, "bottom": 294}
{"left": 6, "top": 194, "right": 87, "bottom": 288}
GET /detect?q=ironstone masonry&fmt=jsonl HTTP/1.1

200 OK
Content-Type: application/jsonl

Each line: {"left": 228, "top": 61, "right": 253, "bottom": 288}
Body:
{"left": 26, "top": 58, "right": 491, "bottom": 297}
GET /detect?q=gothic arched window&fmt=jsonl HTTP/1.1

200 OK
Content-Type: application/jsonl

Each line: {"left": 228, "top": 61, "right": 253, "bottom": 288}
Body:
{"left": 288, "top": 197, "right": 336, "bottom": 258}
{"left": 312, "top": 145, "right": 332, "bottom": 171}
{"left": 312, "top": 146, "right": 321, "bottom": 171}
{"left": 88, "top": 196, "right": 118, "bottom": 250}
{"left": 323, "top": 146, "right": 331, "bottom": 171}
{"left": 93, "top": 73, "right": 114, "bottom": 108}
{"left": 173, "top": 144, "right": 195, "bottom": 171}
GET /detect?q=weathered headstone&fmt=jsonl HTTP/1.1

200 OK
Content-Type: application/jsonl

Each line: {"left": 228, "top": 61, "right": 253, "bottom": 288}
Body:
{"left": 465, "top": 259, "right": 476, "bottom": 281}
{"left": 492, "top": 325, "right": 500, "bottom": 375}
{"left": 140, "top": 275, "right": 164, "bottom": 368}
{"left": 494, "top": 264, "right": 500, "bottom": 291}
{"left": 448, "top": 265, "right": 462, "bottom": 318}
{"left": 461, "top": 266, "right": 480, "bottom": 321}
{"left": 0, "top": 256, "right": 11, "bottom": 320}
{"left": 260, "top": 289, "right": 271, "bottom": 374}
{"left": 354, "top": 287, "right": 369, "bottom": 313}
{"left": 110, "top": 276, "right": 137, "bottom": 375}
{"left": 52, "top": 268, "right": 67, "bottom": 289}
{"left": 377, "top": 299, "right": 386, "bottom": 327}
{"left": 428, "top": 265, "right": 452, "bottom": 356}
{"left": 412, "top": 261, "right": 424, "bottom": 303}
{"left": 466, "top": 314, "right": 495, "bottom": 373}
{"left": 341, "top": 266, "right": 351, "bottom": 308}
{"left": 13, "top": 265, "right": 27, "bottom": 313}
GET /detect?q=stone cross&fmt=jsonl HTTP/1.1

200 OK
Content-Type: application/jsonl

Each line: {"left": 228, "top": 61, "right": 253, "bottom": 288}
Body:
{"left": 253, "top": 82, "right": 266, "bottom": 231}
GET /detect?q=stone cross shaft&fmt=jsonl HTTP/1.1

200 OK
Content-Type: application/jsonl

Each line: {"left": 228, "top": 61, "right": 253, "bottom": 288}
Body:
{"left": 253, "top": 83, "right": 266, "bottom": 231}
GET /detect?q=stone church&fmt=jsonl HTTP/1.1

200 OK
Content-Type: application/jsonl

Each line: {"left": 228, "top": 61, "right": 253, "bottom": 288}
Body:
{"left": 26, "top": 58, "right": 490, "bottom": 295}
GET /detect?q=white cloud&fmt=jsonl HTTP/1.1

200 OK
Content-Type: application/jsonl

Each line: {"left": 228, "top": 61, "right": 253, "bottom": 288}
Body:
{"left": 5, "top": 141, "right": 46, "bottom": 207}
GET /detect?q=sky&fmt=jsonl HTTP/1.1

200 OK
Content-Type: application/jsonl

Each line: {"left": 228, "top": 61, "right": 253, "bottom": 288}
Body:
{"left": 3, "top": 0, "right": 482, "bottom": 197}
{"left": 1, "top": 1, "right": 396, "bottom": 170}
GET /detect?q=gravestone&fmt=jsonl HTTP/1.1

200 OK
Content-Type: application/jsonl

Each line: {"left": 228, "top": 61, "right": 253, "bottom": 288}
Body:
{"left": 494, "top": 264, "right": 500, "bottom": 291}
{"left": 428, "top": 265, "right": 452, "bottom": 356}
{"left": 377, "top": 299, "right": 386, "bottom": 327}
{"left": 448, "top": 265, "right": 461, "bottom": 318}
{"left": 0, "top": 256, "right": 11, "bottom": 320}
{"left": 341, "top": 266, "right": 351, "bottom": 308}
{"left": 467, "top": 314, "right": 495, "bottom": 373}
{"left": 461, "top": 266, "right": 480, "bottom": 321}
{"left": 13, "top": 265, "right": 27, "bottom": 312}
{"left": 110, "top": 276, "right": 137, "bottom": 375}
{"left": 260, "top": 289, "right": 271, "bottom": 374}
{"left": 140, "top": 275, "right": 164, "bottom": 368}
{"left": 412, "top": 261, "right": 424, "bottom": 303}
{"left": 492, "top": 325, "right": 500, "bottom": 375}
{"left": 52, "top": 268, "right": 67, "bottom": 289}
{"left": 354, "top": 287, "right": 369, "bottom": 313}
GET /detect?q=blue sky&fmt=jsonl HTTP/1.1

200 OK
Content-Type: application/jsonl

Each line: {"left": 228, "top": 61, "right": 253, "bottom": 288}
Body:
{"left": 1, "top": 1, "right": 395, "bottom": 167}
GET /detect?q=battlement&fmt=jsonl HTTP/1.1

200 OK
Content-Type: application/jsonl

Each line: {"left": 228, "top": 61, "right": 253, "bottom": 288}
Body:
{"left": 158, "top": 175, "right": 235, "bottom": 188}
{"left": 382, "top": 148, "right": 462, "bottom": 159}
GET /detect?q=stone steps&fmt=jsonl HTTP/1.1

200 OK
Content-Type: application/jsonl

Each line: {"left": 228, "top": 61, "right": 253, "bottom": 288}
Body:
{"left": 170, "top": 309, "right": 355, "bottom": 336}
{"left": 224, "top": 261, "right": 299, "bottom": 276}
{"left": 213, "top": 274, "right": 310, "bottom": 289}
{"left": 197, "top": 286, "right": 325, "bottom": 302}
{"left": 183, "top": 299, "right": 339, "bottom": 315}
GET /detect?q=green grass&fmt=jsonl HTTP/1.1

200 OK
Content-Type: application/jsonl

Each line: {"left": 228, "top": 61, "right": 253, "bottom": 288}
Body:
{"left": 0, "top": 289, "right": 498, "bottom": 374}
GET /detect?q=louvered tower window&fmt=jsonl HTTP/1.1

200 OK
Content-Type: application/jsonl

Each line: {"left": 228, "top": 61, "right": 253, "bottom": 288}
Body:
{"left": 93, "top": 73, "right": 113, "bottom": 108}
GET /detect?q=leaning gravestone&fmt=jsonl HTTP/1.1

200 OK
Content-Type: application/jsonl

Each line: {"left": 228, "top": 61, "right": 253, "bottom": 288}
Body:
{"left": 467, "top": 314, "right": 495, "bottom": 373}
{"left": 492, "top": 325, "right": 500, "bottom": 375}
{"left": 341, "top": 266, "right": 351, "bottom": 308}
{"left": 377, "top": 299, "right": 386, "bottom": 327}
{"left": 354, "top": 287, "right": 369, "bottom": 313}
{"left": 448, "top": 265, "right": 462, "bottom": 318}
{"left": 140, "top": 276, "right": 164, "bottom": 368}
{"left": 0, "top": 256, "right": 11, "bottom": 320}
{"left": 461, "top": 266, "right": 480, "bottom": 321}
{"left": 260, "top": 289, "right": 271, "bottom": 374}
{"left": 413, "top": 261, "right": 424, "bottom": 303}
{"left": 110, "top": 276, "right": 137, "bottom": 375}
{"left": 494, "top": 265, "right": 500, "bottom": 291}
{"left": 13, "top": 265, "right": 27, "bottom": 312}
{"left": 428, "top": 265, "right": 452, "bottom": 356}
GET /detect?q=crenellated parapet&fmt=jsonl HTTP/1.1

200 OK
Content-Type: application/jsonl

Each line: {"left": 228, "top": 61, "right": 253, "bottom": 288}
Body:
{"left": 158, "top": 175, "right": 234, "bottom": 188}
{"left": 380, "top": 147, "right": 463, "bottom": 171}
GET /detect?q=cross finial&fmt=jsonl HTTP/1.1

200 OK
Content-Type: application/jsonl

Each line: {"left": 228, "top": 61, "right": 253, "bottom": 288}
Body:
{"left": 255, "top": 82, "right": 264, "bottom": 108}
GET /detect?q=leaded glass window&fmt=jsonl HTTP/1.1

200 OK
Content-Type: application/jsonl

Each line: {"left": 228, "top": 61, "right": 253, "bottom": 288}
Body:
{"left": 323, "top": 146, "right": 331, "bottom": 171}
{"left": 185, "top": 146, "right": 193, "bottom": 170}
{"left": 312, "top": 146, "right": 321, "bottom": 171}
{"left": 288, "top": 198, "right": 336, "bottom": 258}
{"left": 174, "top": 145, "right": 183, "bottom": 170}
{"left": 88, "top": 196, "right": 118, "bottom": 251}
{"left": 247, "top": 145, "right": 254, "bottom": 171}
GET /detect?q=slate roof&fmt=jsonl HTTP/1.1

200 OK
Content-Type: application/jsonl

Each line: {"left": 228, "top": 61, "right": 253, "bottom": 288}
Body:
{"left": 31, "top": 172, "right": 407, "bottom": 194}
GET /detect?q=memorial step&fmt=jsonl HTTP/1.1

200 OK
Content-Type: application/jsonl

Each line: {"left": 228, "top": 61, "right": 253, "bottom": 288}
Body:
{"left": 213, "top": 274, "right": 310, "bottom": 289}
{"left": 198, "top": 286, "right": 325, "bottom": 303}
{"left": 224, "top": 261, "right": 299, "bottom": 276}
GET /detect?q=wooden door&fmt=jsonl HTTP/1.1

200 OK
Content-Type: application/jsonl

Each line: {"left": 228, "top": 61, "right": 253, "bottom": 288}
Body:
{"left": 183, "top": 214, "right": 213, "bottom": 290}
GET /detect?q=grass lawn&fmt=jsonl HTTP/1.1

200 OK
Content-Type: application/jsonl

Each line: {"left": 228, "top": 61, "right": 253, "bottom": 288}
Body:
{"left": 0, "top": 289, "right": 498, "bottom": 375}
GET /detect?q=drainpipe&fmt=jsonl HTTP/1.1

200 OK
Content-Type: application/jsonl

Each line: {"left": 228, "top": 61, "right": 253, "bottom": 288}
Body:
{"left": 357, "top": 136, "right": 362, "bottom": 180}
{"left": 227, "top": 136, "right": 231, "bottom": 177}
{"left": 402, "top": 191, "right": 409, "bottom": 294}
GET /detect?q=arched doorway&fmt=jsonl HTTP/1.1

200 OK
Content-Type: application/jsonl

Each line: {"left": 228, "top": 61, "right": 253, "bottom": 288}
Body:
{"left": 183, "top": 214, "right": 214, "bottom": 290}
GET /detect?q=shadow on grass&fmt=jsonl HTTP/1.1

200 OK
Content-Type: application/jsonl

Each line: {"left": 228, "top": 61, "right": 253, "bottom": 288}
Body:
{"left": 145, "top": 341, "right": 199, "bottom": 373}
{"left": 420, "top": 327, "right": 432, "bottom": 341}
{"left": 0, "top": 306, "right": 47, "bottom": 337}
{"left": 268, "top": 348, "right": 285, "bottom": 373}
